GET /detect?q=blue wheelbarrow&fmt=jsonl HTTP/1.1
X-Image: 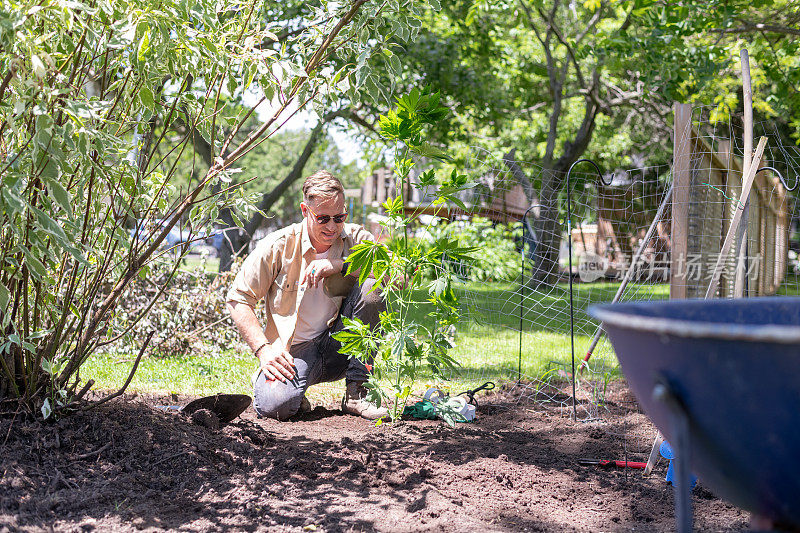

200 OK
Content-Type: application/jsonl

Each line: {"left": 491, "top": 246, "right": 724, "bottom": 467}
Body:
{"left": 589, "top": 297, "right": 800, "bottom": 532}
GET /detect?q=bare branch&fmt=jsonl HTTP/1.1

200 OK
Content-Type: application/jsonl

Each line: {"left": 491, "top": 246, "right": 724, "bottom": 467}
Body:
{"left": 255, "top": 17, "right": 335, "bottom": 49}
{"left": 0, "top": 65, "right": 17, "bottom": 107}
{"left": 345, "top": 108, "right": 379, "bottom": 134}
{"left": 517, "top": 0, "right": 546, "bottom": 47}
{"left": 95, "top": 259, "right": 183, "bottom": 348}
{"left": 82, "top": 331, "right": 154, "bottom": 410}
{"left": 535, "top": 5, "right": 586, "bottom": 88}
{"left": 219, "top": 0, "right": 368, "bottom": 168}
{"left": 574, "top": 5, "right": 603, "bottom": 44}
{"left": 518, "top": 0, "right": 563, "bottom": 166}
{"left": 71, "top": 442, "right": 112, "bottom": 460}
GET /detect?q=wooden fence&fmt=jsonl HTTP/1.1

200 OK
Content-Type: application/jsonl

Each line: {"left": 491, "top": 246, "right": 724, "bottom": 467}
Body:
{"left": 671, "top": 103, "right": 789, "bottom": 298}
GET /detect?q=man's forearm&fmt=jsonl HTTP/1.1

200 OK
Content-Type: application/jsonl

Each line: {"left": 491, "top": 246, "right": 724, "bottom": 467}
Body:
{"left": 227, "top": 301, "right": 268, "bottom": 356}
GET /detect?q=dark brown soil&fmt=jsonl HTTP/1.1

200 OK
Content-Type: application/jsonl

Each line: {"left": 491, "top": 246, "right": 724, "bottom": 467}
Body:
{"left": 0, "top": 384, "right": 749, "bottom": 532}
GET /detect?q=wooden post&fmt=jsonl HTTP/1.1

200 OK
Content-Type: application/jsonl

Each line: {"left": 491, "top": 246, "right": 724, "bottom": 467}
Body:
{"left": 671, "top": 103, "right": 692, "bottom": 300}
{"left": 717, "top": 140, "right": 734, "bottom": 297}
{"left": 705, "top": 137, "right": 768, "bottom": 299}
{"left": 770, "top": 166, "right": 788, "bottom": 292}
{"left": 362, "top": 169, "right": 374, "bottom": 206}
{"left": 776, "top": 178, "right": 789, "bottom": 288}
{"left": 779, "top": 209, "right": 789, "bottom": 287}
{"left": 742, "top": 49, "right": 754, "bottom": 186}
{"left": 734, "top": 48, "right": 754, "bottom": 298}
{"left": 753, "top": 154, "right": 769, "bottom": 295}
{"left": 758, "top": 203, "right": 767, "bottom": 296}
{"left": 765, "top": 209, "right": 776, "bottom": 294}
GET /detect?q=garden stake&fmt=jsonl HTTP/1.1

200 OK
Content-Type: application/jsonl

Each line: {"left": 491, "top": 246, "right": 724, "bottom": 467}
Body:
{"left": 565, "top": 159, "right": 613, "bottom": 420}
{"left": 734, "top": 48, "right": 754, "bottom": 298}
{"left": 519, "top": 205, "right": 538, "bottom": 383}
{"left": 643, "top": 432, "right": 665, "bottom": 477}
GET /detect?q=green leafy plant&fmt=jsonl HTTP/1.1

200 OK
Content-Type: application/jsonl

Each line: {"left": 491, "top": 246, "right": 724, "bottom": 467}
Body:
{"left": 0, "top": 0, "right": 423, "bottom": 417}
{"left": 334, "top": 88, "right": 476, "bottom": 422}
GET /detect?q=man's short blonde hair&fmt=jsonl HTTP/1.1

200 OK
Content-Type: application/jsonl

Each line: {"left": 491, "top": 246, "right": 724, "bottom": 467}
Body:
{"left": 302, "top": 170, "right": 344, "bottom": 203}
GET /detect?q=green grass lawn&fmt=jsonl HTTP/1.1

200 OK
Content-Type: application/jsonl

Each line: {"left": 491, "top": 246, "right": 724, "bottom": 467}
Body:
{"left": 83, "top": 279, "right": 670, "bottom": 401}
{"left": 777, "top": 281, "right": 800, "bottom": 296}
{"left": 82, "top": 348, "right": 256, "bottom": 397}
{"left": 411, "top": 279, "right": 668, "bottom": 389}
{"left": 180, "top": 254, "right": 220, "bottom": 276}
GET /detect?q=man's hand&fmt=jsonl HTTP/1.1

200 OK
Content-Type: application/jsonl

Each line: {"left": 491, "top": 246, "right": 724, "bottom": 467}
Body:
{"left": 227, "top": 300, "right": 295, "bottom": 382}
{"left": 301, "top": 258, "right": 344, "bottom": 288}
{"left": 258, "top": 344, "right": 296, "bottom": 382}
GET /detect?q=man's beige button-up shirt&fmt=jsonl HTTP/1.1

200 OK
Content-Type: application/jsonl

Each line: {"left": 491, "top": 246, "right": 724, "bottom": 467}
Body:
{"left": 226, "top": 221, "right": 374, "bottom": 349}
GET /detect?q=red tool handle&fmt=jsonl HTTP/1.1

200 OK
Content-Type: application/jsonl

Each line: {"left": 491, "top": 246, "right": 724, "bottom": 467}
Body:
{"left": 600, "top": 459, "right": 647, "bottom": 469}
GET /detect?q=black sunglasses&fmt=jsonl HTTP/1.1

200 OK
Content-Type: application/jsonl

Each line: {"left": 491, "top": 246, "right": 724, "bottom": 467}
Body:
{"left": 306, "top": 205, "right": 348, "bottom": 224}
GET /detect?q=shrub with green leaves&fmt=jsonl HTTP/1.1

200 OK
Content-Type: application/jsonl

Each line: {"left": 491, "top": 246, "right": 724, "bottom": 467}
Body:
{"left": 403, "top": 217, "right": 523, "bottom": 282}
{"left": 0, "top": 0, "right": 425, "bottom": 417}
{"left": 334, "top": 88, "right": 475, "bottom": 423}
{"left": 452, "top": 218, "right": 522, "bottom": 282}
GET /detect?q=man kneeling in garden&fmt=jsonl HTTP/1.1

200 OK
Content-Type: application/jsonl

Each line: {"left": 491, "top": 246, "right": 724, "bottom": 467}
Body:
{"left": 226, "top": 170, "right": 388, "bottom": 421}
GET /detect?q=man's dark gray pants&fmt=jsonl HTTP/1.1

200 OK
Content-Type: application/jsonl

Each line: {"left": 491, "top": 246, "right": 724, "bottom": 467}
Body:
{"left": 253, "top": 278, "right": 383, "bottom": 420}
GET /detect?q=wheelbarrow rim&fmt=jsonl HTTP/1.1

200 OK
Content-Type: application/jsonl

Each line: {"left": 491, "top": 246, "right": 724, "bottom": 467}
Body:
{"left": 590, "top": 299, "right": 800, "bottom": 345}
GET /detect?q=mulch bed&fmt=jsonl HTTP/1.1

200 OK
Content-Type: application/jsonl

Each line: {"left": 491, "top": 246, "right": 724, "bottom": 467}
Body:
{"left": 0, "top": 384, "right": 749, "bottom": 532}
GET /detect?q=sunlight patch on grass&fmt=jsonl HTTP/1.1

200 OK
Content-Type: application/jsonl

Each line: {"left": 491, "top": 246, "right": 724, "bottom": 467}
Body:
{"left": 179, "top": 254, "right": 220, "bottom": 276}
{"left": 82, "top": 348, "right": 254, "bottom": 396}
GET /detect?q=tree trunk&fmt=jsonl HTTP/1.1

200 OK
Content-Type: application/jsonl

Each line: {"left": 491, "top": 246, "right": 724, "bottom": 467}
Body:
{"left": 503, "top": 149, "right": 537, "bottom": 205}
{"left": 528, "top": 89, "right": 600, "bottom": 287}
{"left": 529, "top": 172, "right": 563, "bottom": 286}
{"left": 217, "top": 212, "right": 245, "bottom": 273}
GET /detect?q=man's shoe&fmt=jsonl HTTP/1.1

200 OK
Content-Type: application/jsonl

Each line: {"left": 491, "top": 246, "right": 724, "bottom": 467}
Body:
{"left": 341, "top": 381, "right": 389, "bottom": 420}
{"left": 299, "top": 395, "right": 312, "bottom": 414}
